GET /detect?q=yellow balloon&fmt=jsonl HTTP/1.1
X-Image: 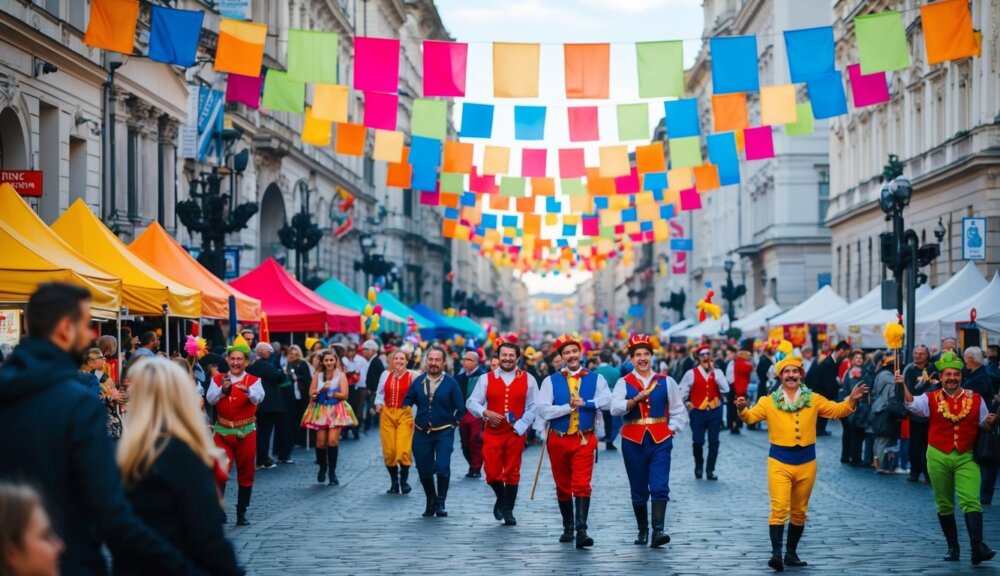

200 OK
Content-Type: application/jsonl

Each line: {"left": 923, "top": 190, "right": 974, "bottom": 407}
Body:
{"left": 364, "top": 304, "right": 373, "bottom": 317}
{"left": 367, "top": 287, "right": 377, "bottom": 304}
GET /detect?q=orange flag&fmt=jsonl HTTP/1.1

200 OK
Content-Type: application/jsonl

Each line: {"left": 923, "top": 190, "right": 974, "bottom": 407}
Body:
{"left": 215, "top": 19, "right": 267, "bottom": 77}
{"left": 83, "top": 0, "right": 139, "bottom": 54}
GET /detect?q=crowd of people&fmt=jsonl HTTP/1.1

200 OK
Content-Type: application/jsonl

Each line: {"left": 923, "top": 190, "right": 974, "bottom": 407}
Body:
{"left": 0, "top": 282, "right": 998, "bottom": 574}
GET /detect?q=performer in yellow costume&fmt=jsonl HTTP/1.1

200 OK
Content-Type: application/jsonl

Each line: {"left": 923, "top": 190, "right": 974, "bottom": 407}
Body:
{"left": 375, "top": 350, "right": 418, "bottom": 495}
{"left": 737, "top": 341, "right": 868, "bottom": 572}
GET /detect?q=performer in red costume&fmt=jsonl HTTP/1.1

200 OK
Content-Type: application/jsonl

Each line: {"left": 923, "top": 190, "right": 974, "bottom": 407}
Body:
{"left": 680, "top": 345, "right": 730, "bottom": 480}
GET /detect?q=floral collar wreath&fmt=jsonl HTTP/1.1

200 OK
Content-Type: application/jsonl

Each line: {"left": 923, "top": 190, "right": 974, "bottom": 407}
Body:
{"left": 772, "top": 384, "right": 812, "bottom": 413}
{"left": 935, "top": 389, "right": 974, "bottom": 423}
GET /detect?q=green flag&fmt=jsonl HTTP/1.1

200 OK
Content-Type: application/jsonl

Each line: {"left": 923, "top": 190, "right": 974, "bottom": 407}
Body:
{"left": 855, "top": 12, "right": 910, "bottom": 74}
{"left": 287, "top": 30, "right": 338, "bottom": 84}
{"left": 785, "top": 102, "right": 815, "bottom": 137}
{"left": 670, "top": 136, "right": 702, "bottom": 168}
{"left": 616, "top": 103, "right": 650, "bottom": 142}
{"left": 262, "top": 70, "right": 305, "bottom": 114}
{"left": 412, "top": 99, "right": 448, "bottom": 141}
{"left": 635, "top": 41, "right": 684, "bottom": 98}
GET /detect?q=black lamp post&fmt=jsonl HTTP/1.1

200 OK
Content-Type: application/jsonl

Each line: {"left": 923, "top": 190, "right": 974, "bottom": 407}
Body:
{"left": 278, "top": 179, "right": 323, "bottom": 283}
{"left": 721, "top": 259, "right": 747, "bottom": 321}
{"left": 176, "top": 131, "right": 256, "bottom": 279}
{"left": 878, "top": 175, "right": 941, "bottom": 364}
{"left": 354, "top": 232, "right": 394, "bottom": 289}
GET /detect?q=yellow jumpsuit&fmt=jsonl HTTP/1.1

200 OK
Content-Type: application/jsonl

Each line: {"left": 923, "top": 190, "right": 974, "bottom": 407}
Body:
{"left": 378, "top": 371, "right": 415, "bottom": 467}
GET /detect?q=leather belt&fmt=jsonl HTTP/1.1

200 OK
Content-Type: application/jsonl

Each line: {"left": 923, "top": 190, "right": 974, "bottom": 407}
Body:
{"left": 551, "top": 428, "right": 594, "bottom": 437}
{"left": 414, "top": 423, "right": 455, "bottom": 434}
{"left": 216, "top": 416, "right": 256, "bottom": 429}
{"left": 624, "top": 417, "right": 667, "bottom": 426}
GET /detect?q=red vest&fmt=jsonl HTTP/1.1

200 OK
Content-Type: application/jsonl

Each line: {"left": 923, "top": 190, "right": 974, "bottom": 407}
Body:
{"left": 384, "top": 371, "right": 412, "bottom": 409}
{"left": 486, "top": 370, "right": 529, "bottom": 426}
{"left": 733, "top": 359, "right": 753, "bottom": 396}
{"left": 927, "top": 389, "right": 982, "bottom": 454}
{"left": 213, "top": 373, "right": 260, "bottom": 421}
{"left": 621, "top": 373, "right": 672, "bottom": 444}
{"left": 689, "top": 367, "right": 720, "bottom": 409}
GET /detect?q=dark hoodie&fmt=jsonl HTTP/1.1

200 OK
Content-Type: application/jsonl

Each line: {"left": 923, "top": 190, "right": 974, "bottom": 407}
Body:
{"left": 0, "top": 338, "right": 205, "bottom": 576}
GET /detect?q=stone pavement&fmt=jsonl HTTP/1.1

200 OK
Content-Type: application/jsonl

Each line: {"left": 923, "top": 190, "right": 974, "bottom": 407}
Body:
{"left": 224, "top": 425, "right": 999, "bottom": 575}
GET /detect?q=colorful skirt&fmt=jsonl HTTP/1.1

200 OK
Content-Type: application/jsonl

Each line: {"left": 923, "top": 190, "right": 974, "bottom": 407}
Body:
{"left": 301, "top": 399, "right": 358, "bottom": 430}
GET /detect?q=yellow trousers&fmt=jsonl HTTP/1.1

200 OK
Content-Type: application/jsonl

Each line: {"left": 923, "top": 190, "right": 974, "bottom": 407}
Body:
{"left": 380, "top": 406, "right": 413, "bottom": 467}
{"left": 767, "top": 457, "right": 817, "bottom": 526}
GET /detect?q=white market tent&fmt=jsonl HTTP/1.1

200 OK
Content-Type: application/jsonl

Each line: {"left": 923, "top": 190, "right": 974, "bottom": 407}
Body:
{"left": 767, "top": 286, "right": 847, "bottom": 327}
{"left": 833, "top": 284, "right": 932, "bottom": 348}
{"left": 916, "top": 271, "right": 1000, "bottom": 345}
{"left": 732, "top": 300, "right": 783, "bottom": 337}
{"left": 815, "top": 285, "right": 881, "bottom": 325}
{"left": 661, "top": 318, "right": 695, "bottom": 339}
{"left": 677, "top": 315, "right": 732, "bottom": 339}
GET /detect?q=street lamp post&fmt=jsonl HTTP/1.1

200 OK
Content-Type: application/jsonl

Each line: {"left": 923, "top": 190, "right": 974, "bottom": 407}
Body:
{"left": 354, "top": 232, "right": 394, "bottom": 289}
{"left": 721, "top": 259, "right": 746, "bottom": 322}
{"left": 278, "top": 179, "right": 323, "bottom": 283}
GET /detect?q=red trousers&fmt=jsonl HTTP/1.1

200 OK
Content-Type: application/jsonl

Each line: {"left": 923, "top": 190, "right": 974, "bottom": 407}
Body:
{"left": 214, "top": 430, "right": 257, "bottom": 487}
{"left": 459, "top": 412, "right": 484, "bottom": 472}
{"left": 482, "top": 426, "right": 527, "bottom": 484}
{"left": 547, "top": 431, "right": 597, "bottom": 501}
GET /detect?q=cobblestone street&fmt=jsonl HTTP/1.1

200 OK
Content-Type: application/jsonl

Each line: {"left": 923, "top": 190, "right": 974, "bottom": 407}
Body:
{"left": 224, "top": 425, "right": 999, "bottom": 575}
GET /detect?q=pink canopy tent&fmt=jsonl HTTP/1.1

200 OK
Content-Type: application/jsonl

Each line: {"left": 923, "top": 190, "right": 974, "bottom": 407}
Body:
{"left": 231, "top": 258, "right": 361, "bottom": 333}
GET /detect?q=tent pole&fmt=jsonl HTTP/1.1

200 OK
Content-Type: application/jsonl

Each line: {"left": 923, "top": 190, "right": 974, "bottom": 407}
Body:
{"left": 117, "top": 308, "right": 123, "bottom": 381}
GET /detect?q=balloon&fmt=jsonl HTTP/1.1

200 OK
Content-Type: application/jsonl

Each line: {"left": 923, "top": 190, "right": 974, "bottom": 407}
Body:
{"left": 367, "top": 287, "right": 377, "bottom": 304}
{"left": 370, "top": 319, "right": 380, "bottom": 332}
{"left": 371, "top": 313, "right": 380, "bottom": 324}
{"left": 460, "top": 309, "right": 467, "bottom": 317}
{"left": 364, "top": 304, "right": 373, "bottom": 317}
{"left": 373, "top": 304, "right": 383, "bottom": 316}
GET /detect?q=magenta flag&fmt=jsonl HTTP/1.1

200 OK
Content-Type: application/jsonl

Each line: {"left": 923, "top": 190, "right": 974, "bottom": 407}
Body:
{"left": 225, "top": 73, "right": 264, "bottom": 109}
{"left": 614, "top": 167, "right": 640, "bottom": 194}
{"left": 744, "top": 126, "right": 775, "bottom": 160}
{"left": 354, "top": 37, "right": 400, "bottom": 93}
{"left": 679, "top": 188, "right": 702, "bottom": 211}
{"left": 582, "top": 216, "right": 599, "bottom": 236}
{"left": 521, "top": 148, "right": 547, "bottom": 177}
{"left": 423, "top": 41, "right": 467, "bottom": 97}
{"left": 847, "top": 63, "right": 890, "bottom": 108}
{"left": 363, "top": 91, "right": 399, "bottom": 130}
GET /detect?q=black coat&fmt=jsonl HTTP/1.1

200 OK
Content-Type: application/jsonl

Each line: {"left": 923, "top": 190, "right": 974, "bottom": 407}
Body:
{"left": 115, "top": 439, "right": 242, "bottom": 576}
{"left": 247, "top": 357, "right": 286, "bottom": 413}
{"left": 455, "top": 366, "right": 485, "bottom": 402}
{"left": 814, "top": 355, "right": 841, "bottom": 400}
{"left": 366, "top": 355, "right": 386, "bottom": 393}
{"left": 0, "top": 338, "right": 205, "bottom": 576}
{"left": 965, "top": 366, "right": 996, "bottom": 412}
{"left": 285, "top": 360, "right": 313, "bottom": 402}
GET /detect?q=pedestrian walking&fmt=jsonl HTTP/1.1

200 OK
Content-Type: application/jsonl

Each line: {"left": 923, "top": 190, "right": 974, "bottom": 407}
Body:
{"left": 870, "top": 353, "right": 903, "bottom": 474}
{"left": 247, "top": 343, "right": 287, "bottom": 470}
{"left": 374, "top": 350, "right": 417, "bottom": 494}
{"left": 301, "top": 350, "right": 356, "bottom": 485}
{"left": 680, "top": 345, "right": 730, "bottom": 481}
{"left": 284, "top": 345, "right": 312, "bottom": 449}
{"left": 455, "top": 350, "right": 486, "bottom": 478}
{"left": 903, "top": 345, "right": 936, "bottom": 482}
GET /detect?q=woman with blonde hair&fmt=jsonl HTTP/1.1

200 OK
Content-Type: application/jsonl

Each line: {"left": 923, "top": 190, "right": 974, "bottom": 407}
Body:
{"left": 301, "top": 350, "right": 357, "bottom": 485}
{"left": 374, "top": 349, "right": 418, "bottom": 494}
{"left": 115, "top": 357, "right": 242, "bottom": 576}
{"left": 0, "top": 483, "right": 63, "bottom": 576}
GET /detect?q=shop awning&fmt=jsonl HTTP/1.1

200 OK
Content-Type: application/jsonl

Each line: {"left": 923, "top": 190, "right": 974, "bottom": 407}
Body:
{"left": 52, "top": 200, "right": 201, "bottom": 317}
{"left": 314, "top": 278, "right": 404, "bottom": 323}
{"left": 0, "top": 184, "right": 120, "bottom": 318}
{"left": 411, "top": 304, "right": 485, "bottom": 339}
{"left": 767, "top": 286, "right": 847, "bottom": 327}
{"left": 128, "top": 222, "right": 260, "bottom": 321}
{"left": 449, "top": 315, "right": 487, "bottom": 339}
{"left": 377, "top": 291, "right": 434, "bottom": 331}
{"left": 231, "top": 258, "right": 361, "bottom": 333}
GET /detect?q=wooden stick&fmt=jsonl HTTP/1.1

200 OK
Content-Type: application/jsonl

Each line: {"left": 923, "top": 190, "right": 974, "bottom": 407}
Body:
{"left": 530, "top": 425, "right": 548, "bottom": 501}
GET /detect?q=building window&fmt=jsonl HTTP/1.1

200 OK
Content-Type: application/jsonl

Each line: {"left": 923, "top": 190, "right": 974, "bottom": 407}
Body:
{"left": 127, "top": 128, "right": 139, "bottom": 219}
{"left": 403, "top": 188, "right": 413, "bottom": 218}
{"left": 69, "top": 0, "right": 88, "bottom": 30}
{"left": 363, "top": 155, "right": 374, "bottom": 186}
{"left": 817, "top": 167, "right": 830, "bottom": 223}
{"left": 42, "top": 0, "right": 60, "bottom": 17}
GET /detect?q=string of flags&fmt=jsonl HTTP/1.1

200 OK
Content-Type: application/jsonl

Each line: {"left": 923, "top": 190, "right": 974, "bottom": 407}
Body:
{"left": 82, "top": 0, "right": 983, "bottom": 274}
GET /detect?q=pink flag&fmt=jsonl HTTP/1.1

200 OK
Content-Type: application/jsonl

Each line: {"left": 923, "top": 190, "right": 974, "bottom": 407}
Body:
{"left": 363, "top": 91, "right": 398, "bottom": 130}
{"left": 680, "top": 188, "right": 702, "bottom": 211}
{"left": 567, "top": 106, "right": 599, "bottom": 142}
{"left": 354, "top": 37, "right": 400, "bottom": 93}
{"left": 744, "top": 126, "right": 775, "bottom": 160}
{"left": 419, "top": 190, "right": 440, "bottom": 206}
{"left": 226, "top": 73, "right": 263, "bottom": 109}
{"left": 614, "top": 167, "right": 640, "bottom": 194}
{"left": 423, "top": 41, "right": 467, "bottom": 97}
{"left": 521, "top": 148, "right": 547, "bottom": 177}
{"left": 847, "top": 63, "right": 890, "bottom": 108}
{"left": 558, "top": 148, "right": 586, "bottom": 179}
{"left": 582, "top": 216, "right": 599, "bottom": 236}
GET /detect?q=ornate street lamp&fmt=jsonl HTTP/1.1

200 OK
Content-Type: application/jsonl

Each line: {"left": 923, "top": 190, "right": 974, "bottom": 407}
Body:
{"left": 721, "top": 259, "right": 747, "bottom": 322}
{"left": 278, "top": 179, "right": 323, "bottom": 283}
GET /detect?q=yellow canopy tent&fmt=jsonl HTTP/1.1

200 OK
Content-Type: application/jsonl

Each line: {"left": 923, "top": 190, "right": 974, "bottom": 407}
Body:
{"left": 0, "top": 184, "right": 120, "bottom": 318}
{"left": 52, "top": 199, "right": 202, "bottom": 318}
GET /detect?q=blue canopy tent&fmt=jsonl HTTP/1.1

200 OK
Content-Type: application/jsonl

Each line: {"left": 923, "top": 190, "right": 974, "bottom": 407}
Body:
{"left": 376, "top": 291, "right": 436, "bottom": 337}
{"left": 412, "top": 304, "right": 486, "bottom": 341}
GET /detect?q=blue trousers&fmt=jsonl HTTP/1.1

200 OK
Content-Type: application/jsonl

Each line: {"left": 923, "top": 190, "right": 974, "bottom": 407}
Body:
{"left": 690, "top": 406, "right": 722, "bottom": 473}
{"left": 412, "top": 427, "right": 455, "bottom": 480}
{"left": 622, "top": 435, "right": 672, "bottom": 504}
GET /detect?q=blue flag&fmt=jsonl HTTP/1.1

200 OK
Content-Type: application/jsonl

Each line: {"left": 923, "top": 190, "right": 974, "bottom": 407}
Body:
{"left": 784, "top": 26, "right": 835, "bottom": 83}
{"left": 148, "top": 7, "right": 204, "bottom": 67}
{"left": 710, "top": 36, "right": 759, "bottom": 94}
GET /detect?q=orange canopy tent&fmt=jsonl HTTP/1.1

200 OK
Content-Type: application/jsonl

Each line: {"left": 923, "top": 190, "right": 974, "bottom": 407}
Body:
{"left": 0, "top": 184, "right": 121, "bottom": 318}
{"left": 128, "top": 222, "right": 260, "bottom": 321}
{"left": 52, "top": 200, "right": 202, "bottom": 317}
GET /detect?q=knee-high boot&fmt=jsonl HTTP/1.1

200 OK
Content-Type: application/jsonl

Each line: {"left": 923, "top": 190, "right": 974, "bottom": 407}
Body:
{"left": 768, "top": 524, "right": 785, "bottom": 571}
{"left": 327, "top": 446, "right": 339, "bottom": 485}
{"left": 235, "top": 485, "right": 252, "bottom": 526}
{"left": 420, "top": 477, "right": 437, "bottom": 517}
{"left": 650, "top": 500, "right": 670, "bottom": 548}
{"left": 399, "top": 465, "right": 412, "bottom": 494}
{"left": 938, "top": 514, "right": 960, "bottom": 561}
{"left": 693, "top": 443, "right": 704, "bottom": 479}
{"left": 966, "top": 511, "right": 997, "bottom": 565}
{"left": 706, "top": 443, "right": 719, "bottom": 480}
{"left": 315, "top": 447, "right": 327, "bottom": 483}
{"left": 435, "top": 476, "right": 449, "bottom": 517}
{"left": 784, "top": 523, "right": 807, "bottom": 566}
{"left": 502, "top": 484, "right": 518, "bottom": 526}
{"left": 574, "top": 496, "right": 593, "bottom": 549}
{"left": 632, "top": 503, "right": 649, "bottom": 545}
{"left": 386, "top": 465, "right": 400, "bottom": 494}
{"left": 489, "top": 481, "right": 505, "bottom": 521}
{"left": 558, "top": 500, "right": 574, "bottom": 543}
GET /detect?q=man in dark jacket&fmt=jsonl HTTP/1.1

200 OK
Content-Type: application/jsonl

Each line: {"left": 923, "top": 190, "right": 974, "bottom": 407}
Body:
{"left": 361, "top": 339, "right": 385, "bottom": 432}
{"left": 0, "top": 283, "right": 205, "bottom": 576}
{"left": 814, "top": 341, "right": 850, "bottom": 436}
{"left": 456, "top": 349, "right": 486, "bottom": 477}
{"left": 964, "top": 346, "right": 999, "bottom": 505}
{"left": 247, "top": 342, "right": 286, "bottom": 469}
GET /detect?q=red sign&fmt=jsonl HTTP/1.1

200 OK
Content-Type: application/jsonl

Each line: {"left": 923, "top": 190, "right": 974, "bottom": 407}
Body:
{"left": 0, "top": 170, "right": 43, "bottom": 197}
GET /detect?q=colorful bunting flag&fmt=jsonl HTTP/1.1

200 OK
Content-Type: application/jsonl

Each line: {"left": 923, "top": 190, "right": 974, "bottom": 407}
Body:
{"left": 635, "top": 143, "right": 666, "bottom": 174}
{"left": 806, "top": 70, "right": 847, "bottom": 119}
{"left": 562, "top": 179, "right": 587, "bottom": 197}
{"left": 225, "top": 73, "right": 263, "bottom": 109}
{"left": 710, "top": 36, "right": 760, "bottom": 94}
{"left": 409, "top": 136, "right": 443, "bottom": 167}
{"left": 635, "top": 41, "right": 684, "bottom": 98}
{"left": 706, "top": 132, "right": 740, "bottom": 185}
{"left": 711, "top": 93, "right": 748, "bottom": 132}
{"left": 855, "top": 12, "right": 910, "bottom": 74}
{"left": 564, "top": 44, "right": 610, "bottom": 99}
{"left": 567, "top": 107, "right": 600, "bottom": 142}
{"left": 521, "top": 149, "right": 548, "bottom": 178}
{"left": 334, "top": 123, "right": 366, "bottom": 157}
{"left": 785, "top": 102, "right": 815, "bottom": 136}
{"left": 783, "top": 26, "right": 835, "bottom": 83}
{"left": 373, "top": 130, "right": 404, "bottom": 163}
{"left": 744, "top": 126, "right": 775, "bottom": 160}
{"left": 261, "top": 70, "right": 305, "bottom": 113}
{"left": 363, "top": 91, "right": 398, "bottom": 130}
{"left": 532, "top": 177, "right": 555, "bottom": 196}
{"left": 148, "top": 6, "right": 203, "bottom": 67}
{"left": 354, "top": 37, "right": 401, "bottom": 93}
{"left": 483, "top": 146, "right": 510, "bottom": 175}
{"left": 443, "top": 141, "right": 474, "bottom": 174}
{"left": 84, "top": 0, "right": 139, "bottom": 55}
{"left": 301, "top": 106, "right": 331, "bottom": 146}
{"left": 558, "top": 148, "right": 586, "bottom": 179}
{"left": 664, "top": 98, "right": 700, "bottom": 138}
{"left": 643, "top": 172, "right": 668, "bottom": 191}
{"left": 760, "top": 85, "right": 798, "bottom": 125}
{"left": 679, "top": 188, "right": 701, "bottom": 211}
{"left": 514, "top": 106, "right": 546, "bottom": 140}
{"left": 598, "top": 145, "right": 630, "bottom": 178}
{"left": 846, "top": 64, "right": 889, "bottom": 108}
{"left": 617, "top": 103, "right": 650, "bottom": 141}
{"left": 287, "top": 30, "right": 338, "bottom": 84}
{"left": 500, "top": 176, "right": 527, "bottom": 198}
{"left": 412, "top": 165, "right": 438, "bottom": 191}
{"left": 670, "top": 136, "right": 702, "bottom": 168}
{"left": 386, "top": 147, "right": 412, "bottom": 187}
{"left": 412, "top": 99, "right": 447, "bottom": 140}
{"left": 440, "top": 172, "right": 465, "bottom": 194}
{"left": 215, "top": 19, "right": 266, "bottom": 77}
{"left": 312, "top": 84, "right": 349, "bottom": 123}
{"left": 494, "top": 43, "right": 540, "bottom": 98}
{"left": 460, "top": 103, "right": 493, "bottom": 138}
{"left": 423, "top": 41, "right": 468, "bottom": 97}
{"left": 920, "top": 0, "right": 978, "bottom": 64}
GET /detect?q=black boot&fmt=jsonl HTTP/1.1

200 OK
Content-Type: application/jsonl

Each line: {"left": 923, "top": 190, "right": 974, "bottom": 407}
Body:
{"left": 649, "top": 500, "right": 670, "bottom": 548}
{"left": 316, "top": 447, "right": 327, "bottom": 483}
{"left": 420, "top": 477, "right": 437, "bottom": 517}
{"left": 558, "top": 500, "right": 574, "bottom": 543}
{"left": 784, "top": 523, "right": 807, "bottom": 567}
{"left": 693, "top": 443, "right": 704, "bottom": 479}
{"left": 489, "top": 481, "right": 505, "bottom": 521}
{"left": 386, "top": 465, "right": 400, "bottom": 494}
{"left": 632, "top": 503, "right": 649, "bottom": 545}
{"left": 235, "top": 485, "right": 252, "bottom": 526}
{"left": 966, "top": 511, "right": 996, "bottom": 565}
{"left": 938, "top": 514, "right": 960, "bottom": 561}
{"left": 502, "top": 484, "right": 518, "bottom": 526}
{"left": 706, "top": 442, "right": 719, "bottom": 481}
{"left": 768, "top": 524, "right": 785, "bottom": 571}
{"left": 575, "top": 496, "right": 594, "bottom": 549}
{"left": 399, "top": 465, "right": 412, "bottom": 494}
{"left": 327, "top": 446, "right": 339, "bottom": 485}
{"left": 435, "top": 476, "right": 449, "bottom": 517}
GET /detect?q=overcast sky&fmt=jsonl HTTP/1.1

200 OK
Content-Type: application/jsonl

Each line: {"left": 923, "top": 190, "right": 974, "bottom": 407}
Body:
{"left": 434, "top": 0, "right": 705, "bottom": 294}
